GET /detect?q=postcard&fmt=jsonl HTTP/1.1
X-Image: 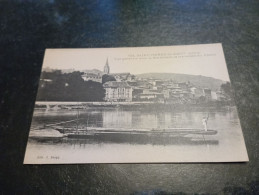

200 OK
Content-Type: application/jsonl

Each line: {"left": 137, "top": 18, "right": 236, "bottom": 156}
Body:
{"left": 24, "top": 43, "right": 248, "bottom": 164}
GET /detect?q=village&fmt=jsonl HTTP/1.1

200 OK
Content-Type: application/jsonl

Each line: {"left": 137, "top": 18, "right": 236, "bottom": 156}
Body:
{"left": 80, "top": 59, "right": 230, "bottom": 104}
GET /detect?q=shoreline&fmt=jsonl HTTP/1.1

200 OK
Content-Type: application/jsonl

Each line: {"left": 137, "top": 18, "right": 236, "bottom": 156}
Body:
{"left": 34, "top": 100, "right": 235, "bottom": 112}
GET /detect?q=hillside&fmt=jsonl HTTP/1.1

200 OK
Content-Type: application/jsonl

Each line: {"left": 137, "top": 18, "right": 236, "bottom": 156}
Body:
{"left": 81, "top": 69, "right": 103, "bottom": 74}
{"left": 137, "top": 73, "right": 226, "bottom": 91}
{"left": 42, "top": 68, "right": 103, "bottom": 74}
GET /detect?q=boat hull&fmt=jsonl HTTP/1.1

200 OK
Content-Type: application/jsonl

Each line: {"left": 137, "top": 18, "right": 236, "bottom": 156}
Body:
{"left": 56, "top": 127, "right": 217, "bottom": 136}
{"left": 65, "top": 132, "right": 218, "bottom": 145}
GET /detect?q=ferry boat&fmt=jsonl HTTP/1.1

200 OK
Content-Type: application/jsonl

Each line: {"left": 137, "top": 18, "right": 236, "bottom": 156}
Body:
{"left": 54, "top": 127, "right": 217, "bottom": 138}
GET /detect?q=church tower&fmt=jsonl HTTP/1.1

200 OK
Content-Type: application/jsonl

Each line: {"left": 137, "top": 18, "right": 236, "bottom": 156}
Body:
{"left": 103, "top": 58, "right": 110, "bottom": 74}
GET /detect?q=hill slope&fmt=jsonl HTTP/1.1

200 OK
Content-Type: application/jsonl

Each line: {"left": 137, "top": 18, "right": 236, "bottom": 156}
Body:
{"left": 137, "top": 73, "right": 226, "bottom": 91}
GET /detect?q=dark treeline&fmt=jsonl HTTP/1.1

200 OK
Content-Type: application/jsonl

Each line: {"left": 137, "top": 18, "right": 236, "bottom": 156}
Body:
{"left": 37, "top": 71, "right": 105, "bottom": 101}
{"left": 220, "top": 82, "right": 234, "bottom": 100}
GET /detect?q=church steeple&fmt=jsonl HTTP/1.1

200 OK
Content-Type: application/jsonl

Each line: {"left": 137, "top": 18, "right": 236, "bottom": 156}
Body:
{"left": 104, "top": 58, "right": 110, "bottom": 74}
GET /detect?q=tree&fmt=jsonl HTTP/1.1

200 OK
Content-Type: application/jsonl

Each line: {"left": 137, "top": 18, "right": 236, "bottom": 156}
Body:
{"left": 220, "top": 82, "right": 234, "bottom": 100}
{"left": 37, "top": 71, "right": 105, "bottom": 101}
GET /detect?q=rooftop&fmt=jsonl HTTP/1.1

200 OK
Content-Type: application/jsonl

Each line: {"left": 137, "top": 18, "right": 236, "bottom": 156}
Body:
{"left": 103, "top": 81, "right": 131, "bottom": 88}
{"left": 82, "top": 73, "right": 101, "bottom": 77}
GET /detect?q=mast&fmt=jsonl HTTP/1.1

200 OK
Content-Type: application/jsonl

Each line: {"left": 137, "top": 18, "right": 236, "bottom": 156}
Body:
{"left": 76, "top": 109, "right": 79, "bottom": 134}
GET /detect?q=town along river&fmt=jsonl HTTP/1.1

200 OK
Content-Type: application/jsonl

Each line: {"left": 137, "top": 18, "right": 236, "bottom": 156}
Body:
{"left": 24, "top": 104, "right": 247, "bottom": 163}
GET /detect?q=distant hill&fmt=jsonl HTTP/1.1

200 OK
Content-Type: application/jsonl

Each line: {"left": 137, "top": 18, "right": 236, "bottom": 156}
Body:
{"left": 137, "top": 73, "right": 226, "bottom": 91}
{"left": 61, "top": 69, "right": 103, "bottom": 74}
{"left": 61, "top": 69, "right": 76, "bottom": 73}
{"left": 42, "top": 68, "right": 103, "bottom": 74}
{"left": 81, "top": 69, "right": 103, "bottom": 74}
{"left": 42, "top": 68, "right": 76, "bottom": 73}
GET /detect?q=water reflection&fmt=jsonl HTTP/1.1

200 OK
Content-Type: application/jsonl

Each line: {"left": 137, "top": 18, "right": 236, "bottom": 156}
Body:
{"left": 33, "top": 107, "right": 239, "bottom": 129}
{"left": 25, "top": 106, "right": 249, "bottom": 164}
{"left": 30, "top": 106, "right": 242, "bottom": 146}
{"left": 103, "top": 110, "right": 132, "bottom": 128}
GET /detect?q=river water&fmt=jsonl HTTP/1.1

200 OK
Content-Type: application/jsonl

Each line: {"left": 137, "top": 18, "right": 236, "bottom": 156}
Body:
{"left": 24, "top": 105, "right": 248, "bottom": 164}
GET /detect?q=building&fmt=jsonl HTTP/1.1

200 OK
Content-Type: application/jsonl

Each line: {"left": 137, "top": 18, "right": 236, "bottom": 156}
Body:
{"left": 190, "top": 87, "right": 204, "bottom": 98}
{"left": 152, "top": 80, "right": 163, "bottom": 86}
{"left": 81, "top": 59, "right": 110, "bottom": 83}
{"left": 138, "top": 92, "right": 163, "bottom": 101}
{"left": 103, "top": 58, "right": 135, "bottom": 82}
{"left": 177, "top": 82, "right": 189, "bottom": 89}
{"left": 111, "top": 73, "right": 135, "bottom": 82}
{"left": 104, "top": 58, "right": 110, "bottom": 74}
{"left": 82, "top": 73, "right": 102, "bottom": 83}
{"left": 103, "top": 81, "right": 132, "bottom": 102}
{"left": 132, "top": 88, "right": 144, "bottom": 99}
{"left": 162, "top": 89, "right": 170, "bottom": 99}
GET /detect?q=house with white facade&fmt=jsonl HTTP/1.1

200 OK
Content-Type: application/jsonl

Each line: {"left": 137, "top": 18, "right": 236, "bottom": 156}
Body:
{"left": 103, "top": 81, "right": 133, "bottom": 102}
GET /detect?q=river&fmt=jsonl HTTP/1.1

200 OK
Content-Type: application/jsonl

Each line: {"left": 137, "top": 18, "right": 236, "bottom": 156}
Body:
{"left": 24, "top": 105, "right": 248, "bottom": 163}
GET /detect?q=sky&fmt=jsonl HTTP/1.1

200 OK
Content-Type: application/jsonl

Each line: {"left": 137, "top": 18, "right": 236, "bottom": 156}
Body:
{"left": 43, "top": 43, "right": 230, "bottom": 81}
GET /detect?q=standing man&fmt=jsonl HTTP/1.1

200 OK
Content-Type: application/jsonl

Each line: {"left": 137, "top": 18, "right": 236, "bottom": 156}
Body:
{"left": 202, "top": 114, "right": 209, "bottom": 131}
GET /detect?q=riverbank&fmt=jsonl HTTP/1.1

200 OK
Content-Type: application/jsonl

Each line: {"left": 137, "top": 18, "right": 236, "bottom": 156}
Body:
{"left": 34, "top": 100, "right": 234, "bottom": 112}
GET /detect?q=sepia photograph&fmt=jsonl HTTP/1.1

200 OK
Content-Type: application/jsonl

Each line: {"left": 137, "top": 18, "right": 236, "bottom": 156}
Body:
{"left": 24, "top": 44, "right": 248, "bottom": 164}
